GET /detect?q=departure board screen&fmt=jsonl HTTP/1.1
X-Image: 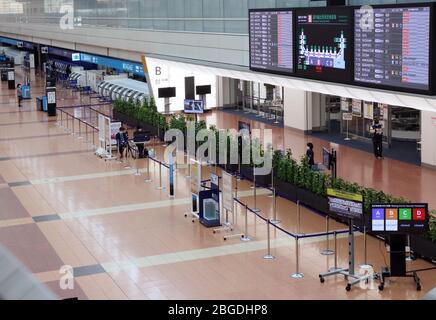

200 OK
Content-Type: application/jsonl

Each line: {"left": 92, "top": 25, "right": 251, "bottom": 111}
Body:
{"left": 354, "top": 6, "right": 431, "bottom": 92}
{"left": 296, "top": 7, "right": 352, "bottom": 83}
{"left": 249, "top": 9, "right": 293, "bottom": 74}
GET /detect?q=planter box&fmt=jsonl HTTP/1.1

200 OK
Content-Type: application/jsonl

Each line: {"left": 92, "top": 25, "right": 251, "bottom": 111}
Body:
{"left": 240, "top": 165, "right": 271, "bottom": 187}
{"left": 113, "top": 110, "right": 138, "bottom": 128}
{"left": 113, "top": 111, "right": 166, "bottom": 139}
{"left": 411, "top": 235, "right": 436, "bottom": 261}
{"left": 240, "top": 165, "right": 253, "bottom": 181}
{"left": 274, "top": 178, "right": 298, "bottom": 202}
{"left": 296, "top": 186, "right": 329, "bottom": 214}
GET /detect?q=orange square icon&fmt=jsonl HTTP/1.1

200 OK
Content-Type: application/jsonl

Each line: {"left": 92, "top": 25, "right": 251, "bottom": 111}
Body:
{"left": 386, "top": 208, "right": 398, "bottom": 220}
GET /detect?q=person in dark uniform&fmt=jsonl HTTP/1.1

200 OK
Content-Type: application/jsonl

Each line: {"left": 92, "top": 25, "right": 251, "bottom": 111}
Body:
{"left": 133, "top": 126, "right": 149, "bottom": 158}
{"left": 306, "top": 142, "right": 315, "bottom": 167}
{"left": 371, "top": 118, "right": 384, "bottom": 159}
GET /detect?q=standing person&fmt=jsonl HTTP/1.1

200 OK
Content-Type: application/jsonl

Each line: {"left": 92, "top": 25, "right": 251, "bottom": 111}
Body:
{"left": 133, "top": 126, "right": 149, "bottom": 158}
{"left": 66, "top": 65, "right": 72, "bottom": 78}
{"left": 371, "top": 118, "right": 384, "bottom": 159}
{"left": 115, "top": 127, "right": 129, "bottom": 160}
{"left": 306, "top": 142, "right": 315, "bottom": 167}
{"left": 16, "top": 84, "right": 22, "bottom": 108}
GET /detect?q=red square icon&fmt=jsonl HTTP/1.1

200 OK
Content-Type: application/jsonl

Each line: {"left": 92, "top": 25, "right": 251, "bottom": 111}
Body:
{"left": 413, "top": 208, "right": 426, "bottom": 221}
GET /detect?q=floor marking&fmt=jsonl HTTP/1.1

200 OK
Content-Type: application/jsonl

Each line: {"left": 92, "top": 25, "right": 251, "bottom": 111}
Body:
{"left": 30, "top": 167, "right": 154, "bottom": 185}
{"left": 58, "top": 198, "right": 191, "bottom": 220}
{"left": 1, "top": 149, "right": 92, "bottom": 161}
{"left": 101, "top": 232, "right": 360, "bottom": 273}
{"left": 0, "top": 133, "right": 70, "bottom": 142}
{"left": 0, "top": 119, "right": 56, "bottom": 127}
{"left": 54, "top": 189, "right": 269, "bottom": 220}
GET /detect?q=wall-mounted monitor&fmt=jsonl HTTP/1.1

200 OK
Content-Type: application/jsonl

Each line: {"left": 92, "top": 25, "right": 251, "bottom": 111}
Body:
{"left": 371, "top": 204, "right": 429, "bottom": 234}
{"left": 158, "top": 87, "right": 176, "bottom": 98}
{"left": 184, "top": 99, "right": 204, "bottom": 114}
{"left": 196, "top": 85, "right": 212, "bottom": 95}
{"left": 71, "top": 53, "right": 81, "bottom": 62}
{"left": 249, "top": 9, "right": 294, "bottom": 75}
{"left": 354, "top": 4, "right": 433, "bottom": 94}
{"left": 296, "top": 7, "right": 353, "bottom": 83}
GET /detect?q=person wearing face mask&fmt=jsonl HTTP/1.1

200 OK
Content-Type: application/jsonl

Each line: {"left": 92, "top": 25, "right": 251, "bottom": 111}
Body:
{"left": 115, "top": 127, "right": 129, "bottom": 159}
{"left": 306, "top": 142, "right": 315, "bottom": 167}
{"left": 370, "top": 118, "right": 384, "bottom": 159}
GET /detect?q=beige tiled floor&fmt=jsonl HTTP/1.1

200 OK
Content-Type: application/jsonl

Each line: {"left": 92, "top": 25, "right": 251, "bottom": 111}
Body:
{"left": 0, "top": 67, "right": 435, "bottom": 300}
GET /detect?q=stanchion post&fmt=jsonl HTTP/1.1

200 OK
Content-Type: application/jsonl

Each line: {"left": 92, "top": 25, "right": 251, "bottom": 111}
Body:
{"left": 144, "top": 156, "right": 152, "bottom": 183}
{"left": 156, "top": 161, "right": 165, "bottom": 190}
{"left": 235, "top": 175, "right": 239, "bottom": 199}
{"left": 241, "top": 205, "right": 251, "bottom": 242}
{"left": 291, "top": 237, "right": 304, "bottom": 279}
{"left": 252, "top": 168, "right": 260, "bottom": 213}
{"left": 297, "top": 200, "right": 301, "bottom": 234}
{"left": 186, "top": 155, "right": 191, "bottom": 179}
{"left": 359, "top": 226, "right": 373, "bottom": 269}
{"left": 271, "top": 188, "right": 280, "bottom": 225}
{"left": 263, "top": 219, "right": 275, "bottom": 260}
{"left": 406, "top": 234, "right": 413, "bottom": 262}
{"left": 321, "top": 215, "right": 334, "bottom": 256}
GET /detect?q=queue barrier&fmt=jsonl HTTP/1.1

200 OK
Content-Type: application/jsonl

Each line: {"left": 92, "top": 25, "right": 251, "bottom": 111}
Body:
{"left": 127, "top": 151, "right": 366, "bottom": 284}
{"left": 56, "top": 107, "right": 99, "bottom": 150}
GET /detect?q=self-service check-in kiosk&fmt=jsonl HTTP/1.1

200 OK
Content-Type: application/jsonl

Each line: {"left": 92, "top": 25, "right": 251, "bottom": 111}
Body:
{"left": 46, "top": 87, "right": 57, "bottom": 117}
{"left": 7, "top": 69, "right": 15, "bottom": 90}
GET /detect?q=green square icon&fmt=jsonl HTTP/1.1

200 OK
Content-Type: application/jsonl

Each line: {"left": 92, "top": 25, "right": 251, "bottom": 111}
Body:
{"left": 399, "top": 208, "right": 412, "bottom": 220}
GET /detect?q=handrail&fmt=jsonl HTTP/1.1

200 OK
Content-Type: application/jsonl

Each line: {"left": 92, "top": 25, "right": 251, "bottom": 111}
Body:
{"left": 57, "top": 102, "right": 111, "bottom": 109}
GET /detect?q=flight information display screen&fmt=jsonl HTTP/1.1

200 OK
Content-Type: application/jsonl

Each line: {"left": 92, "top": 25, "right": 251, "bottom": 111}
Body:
{"left": 354, "top": 6, "right": 431, "bottom": 92}
{"left": 296, "top": 7, "right": 352, "bottom": 82}
{"left": 249, "top": 9, "right": 293, "bottom": 75}
{"left": 371, "top": 204, "right": 429, "bottom": 234}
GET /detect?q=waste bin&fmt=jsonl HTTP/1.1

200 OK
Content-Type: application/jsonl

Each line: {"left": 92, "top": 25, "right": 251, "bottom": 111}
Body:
{"left": 1, "top": 70, "right": 7, "bottom": 81}
{"left": 42, "top": 96, "right": 48, "bottom": 112}
{"left": 35, "top": 97, "right": 43, "bottom": 111}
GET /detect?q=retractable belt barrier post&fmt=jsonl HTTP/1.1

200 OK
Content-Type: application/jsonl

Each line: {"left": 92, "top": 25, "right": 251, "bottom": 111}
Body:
{"left": 263, "top": 219, "right": 275, "bottom": 260}
{"left": 297, "top": 200, "right": 301, "bottom": 234}
{"left": 321, "top": 215, "right": 335, "bottom": 256}
{"left": 144, "top": 156, "right": 152, "bottom": 183}
{"left": 271, "top": 188, "right": 280, "bottom": 225}
{"left": 241, "top": 204, "right": 251, "bottom": 242}
{"left": 252, "top": 167, "right": 260, "bottom": 213}
{"left": 291, "top": 236, "right": 304, "bottom": 279}
{"left": 155, "top": 159, "right": 165, "bottom": 190}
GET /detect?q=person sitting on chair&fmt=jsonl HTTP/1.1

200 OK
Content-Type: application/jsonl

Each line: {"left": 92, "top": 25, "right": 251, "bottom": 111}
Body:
{"left": 133, "top": 126, "right": 149, "bottom": 158}
{"left": 115, "top": 127, "right": 128, "bottom": 159}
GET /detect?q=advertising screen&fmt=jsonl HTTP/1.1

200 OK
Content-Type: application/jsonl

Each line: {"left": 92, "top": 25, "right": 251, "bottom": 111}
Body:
{"left": 158, "top": 87, "right": 176, "bottom": 98}
{"left": 184, "top": 99, "right": 204, "bottom": 114}
{"left": 354, "top": 5, "right": 431, "bottom": 93}
{"left": 327, "top": 188, "right": 363, "bottom": 220}
{"left": 249, "top": 9, "right": 294, "bottom": 75}
{"left": 371, "top": 204, "right": 429, "bottom": 234}
{"left": 296, "top": 7, "right": 352, "bottom": 83}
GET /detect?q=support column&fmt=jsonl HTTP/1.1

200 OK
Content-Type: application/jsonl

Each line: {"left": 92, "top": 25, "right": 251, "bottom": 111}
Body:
{"left": 421, "top": 111, "right": 436, "bottom": 167}
{"left": 283, "top": 87, "right": 312, "bottom": 133}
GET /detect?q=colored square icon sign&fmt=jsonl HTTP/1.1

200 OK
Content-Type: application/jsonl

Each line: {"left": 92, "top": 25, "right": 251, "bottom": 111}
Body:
{"left": 413, "top": 208, "right": 426, "bottom": 221}
{"left": 399, "top": 208, "right": 412, "bottom": 220}
{"left": 372, "top": 208, "right": 384, "bottom": 231}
